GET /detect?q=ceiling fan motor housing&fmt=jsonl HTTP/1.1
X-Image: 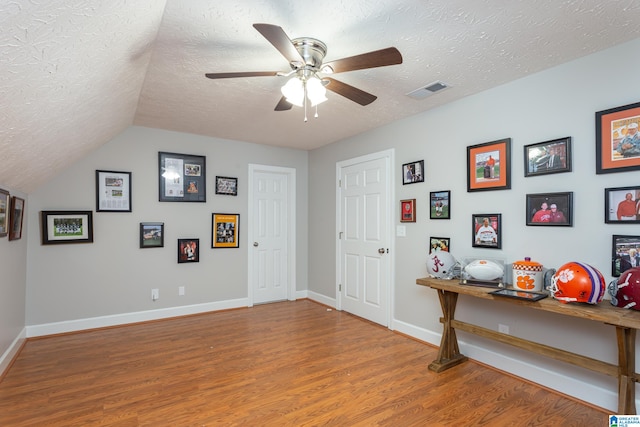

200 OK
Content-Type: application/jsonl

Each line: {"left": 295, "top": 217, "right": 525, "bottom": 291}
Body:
{"left": 291, "top": 38, "right": 327, "bottom": 70}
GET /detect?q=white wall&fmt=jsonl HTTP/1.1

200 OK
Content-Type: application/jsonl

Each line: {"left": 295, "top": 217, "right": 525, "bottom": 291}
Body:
{"left": 25, "top": 127, "right": 308, "bottom": 327}
{"left": 308, "top": 37, "right": 640, "bottom": 411}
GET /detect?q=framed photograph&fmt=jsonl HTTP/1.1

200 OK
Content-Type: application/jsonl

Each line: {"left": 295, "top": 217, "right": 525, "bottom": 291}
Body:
{"left": 526, "top": 192, "right": 573, "bottom": 226}
{"left": 596, "top": 101, "right": 640, "bottom": 174}
{"left": 215, "top": 176, "right": 238, "bottom": 196}
{"left": 9, "top": 196, "right": 25, "bottom": 241}
{"left": 467, "top": 138, "right": 511, "bottom": 192}
{"left": 489, "top": 288, "right": 548, "bottom": 301}
{"left": 41, "top": 210, "right": 93, "bottom": 245}
{"left": 472, "top": 214, "right": 502, "bottom": 249}
{"left": 430, "top": 190, "right": 450, "bottom": 219}
{"left": 402, "top": 160, "right": 424, "bottom": 185}
{"left": 178, "top": 238, "right": 199, "bottom": 263}
{"left": 212, "top": 213, "right": 240, "bottom": 248}
{"left": 140, "top": 222, "right": 164, "bottom": 248}
{"left": 159, "top": 151, "right": 206, "bottom": 202}
{"left": 96, "top": 170, "right": 132, "bottom": 212}
{"left": 429, "top": 237, "right": 450, "bottom": 254}
{"left": 400, "top": 199, "right": 416, "bottom": 222}
{"left": 524, "top": 137, "right": 572, "bottom": 177}
{"left": 0, "top": 188, "right": 9, "bottom": 238}
{"left": 612, "top": 235, "right": 640, "bottom": 277}
{"left": 605, "top": 186, "right": 640, "bottom": 224}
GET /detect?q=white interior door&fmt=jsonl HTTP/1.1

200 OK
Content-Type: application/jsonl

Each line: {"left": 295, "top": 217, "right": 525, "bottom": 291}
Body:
{"left": 336, "top": 151, "right": 393, "bottom": 326}
{"left": 248, "top": 165, "right": 296, "bottom": 305}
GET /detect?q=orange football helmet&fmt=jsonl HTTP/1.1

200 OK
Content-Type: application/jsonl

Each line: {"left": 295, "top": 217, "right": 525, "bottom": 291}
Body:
{"left": 550, "top": 262, "right": 605, "bottom": 304}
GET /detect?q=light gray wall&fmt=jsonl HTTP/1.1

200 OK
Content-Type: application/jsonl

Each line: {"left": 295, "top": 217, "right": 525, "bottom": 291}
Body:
{"left": 25, "top": 126, "right": 308, "bottom": 325}
{"left": 0, "top": 187, "right": 27, "bottom": 362}
{"left": 308, "top": 37, "right": 640, "bottom": 410}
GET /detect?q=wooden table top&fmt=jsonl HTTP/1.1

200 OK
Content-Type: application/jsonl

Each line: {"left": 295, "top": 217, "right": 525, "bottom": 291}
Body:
{"left": 416, "top": 277, "right": 640, "bottom": 330}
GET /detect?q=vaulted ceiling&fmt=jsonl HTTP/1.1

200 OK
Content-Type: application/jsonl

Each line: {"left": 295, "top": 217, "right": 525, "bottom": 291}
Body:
{"left": 3, "top": 1, "right": 640, "bottom": 193}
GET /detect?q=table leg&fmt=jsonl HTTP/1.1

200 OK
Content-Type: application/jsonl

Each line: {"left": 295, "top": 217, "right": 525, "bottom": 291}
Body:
{"left": 616, "top": 326, "right": 636, "bottom": 415}
{"left": 428, "top": 289, "right": 468, "bottom": 372}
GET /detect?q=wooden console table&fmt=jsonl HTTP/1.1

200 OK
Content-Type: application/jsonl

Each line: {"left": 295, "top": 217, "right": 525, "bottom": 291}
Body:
{"left": 416, "top": 277, "right": 640, "bottom": 414}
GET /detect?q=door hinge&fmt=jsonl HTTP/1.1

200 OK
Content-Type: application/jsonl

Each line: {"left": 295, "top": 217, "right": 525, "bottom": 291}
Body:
{"left": 338, "top": 179, "right": 341, "bottom": 187}
{"left": 339, "top": 284, "right": 342, "bottom": 292}
{"left": 339, "top": 231, "right": 343, "bottom": 239}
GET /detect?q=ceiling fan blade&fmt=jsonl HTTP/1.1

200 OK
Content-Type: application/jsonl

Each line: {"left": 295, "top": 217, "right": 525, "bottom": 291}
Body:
{"left": 205, "top": 71, "right": 279, "bottom": 79}
{"left": 324, "top": 78, "right": 377, "bottom": 106}
{"left": 274, "top": 97, "right": 293, "bottom": 111}
{"left": 253, "top": 23, "right": 306, "bottom": 65}
{"left": 322, "top": 47, "right": 402, "bottom": 74}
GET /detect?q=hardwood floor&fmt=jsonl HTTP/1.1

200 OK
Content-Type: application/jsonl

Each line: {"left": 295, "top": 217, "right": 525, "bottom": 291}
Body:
{"left": 0, "top": 300, "right": 607, "bottom": 426}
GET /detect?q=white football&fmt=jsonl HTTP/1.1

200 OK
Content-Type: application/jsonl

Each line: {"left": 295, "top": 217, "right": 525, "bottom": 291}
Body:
{"left": 464, "top": 259, "right": 504, "bottom": 281}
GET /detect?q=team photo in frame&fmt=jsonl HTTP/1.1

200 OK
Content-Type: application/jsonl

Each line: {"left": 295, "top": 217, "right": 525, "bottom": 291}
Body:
{"left": 212, "top": 213, "right": 240, "bottom": 248}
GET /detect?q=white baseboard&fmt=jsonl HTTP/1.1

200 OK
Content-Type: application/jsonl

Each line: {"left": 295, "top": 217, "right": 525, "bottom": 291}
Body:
{"left": 0, "top": 328, "right": 26, "bottom": 378}
{"left": 26, "top": 298, "right": 249, "bottom": 338}
{"left": 306, "top": 291, "right": 336, "bottom": 308}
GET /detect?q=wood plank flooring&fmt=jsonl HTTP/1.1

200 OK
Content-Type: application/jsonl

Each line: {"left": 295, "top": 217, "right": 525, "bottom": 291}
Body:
{"left": 0, "top": 300, "right": 608, "bottom": 426}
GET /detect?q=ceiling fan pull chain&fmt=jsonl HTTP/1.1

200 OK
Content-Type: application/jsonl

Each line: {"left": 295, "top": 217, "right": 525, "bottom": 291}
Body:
{"left": 304, "top": 84, "right": 308, "bottom": 122}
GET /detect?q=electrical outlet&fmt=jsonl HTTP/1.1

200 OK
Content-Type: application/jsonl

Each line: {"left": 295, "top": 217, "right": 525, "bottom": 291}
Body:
{"left": 498, "top": 323, "right": 509, "bottom": 335}
{"left": 151, "top": 288, "right": 159, "bottom": 301}
{"left": 178, "top": 286, "right": 185, "bottom": 296}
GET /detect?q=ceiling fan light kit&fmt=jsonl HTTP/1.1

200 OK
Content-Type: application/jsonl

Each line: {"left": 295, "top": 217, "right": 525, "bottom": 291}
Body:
{"left": 205, "top": 23, "right": 403, "bottom": 122}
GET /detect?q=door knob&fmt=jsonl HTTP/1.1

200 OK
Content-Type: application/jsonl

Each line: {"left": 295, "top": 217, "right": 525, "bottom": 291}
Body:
{"left": 253, "top": 242, "right": 259, "bottom": 247}
{"left": 378, "top": 248, "right": 385, "bottom": 254}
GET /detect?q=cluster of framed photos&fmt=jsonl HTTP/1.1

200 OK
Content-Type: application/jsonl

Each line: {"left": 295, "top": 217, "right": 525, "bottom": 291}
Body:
{"left": 40, "top": 151, "right": 241, "bottom": 264}
{"left": 0, "top": 188, "right": 25, "bottom": 241}
{"left": 412, "top": 101, "right": 640, "bottom": 275}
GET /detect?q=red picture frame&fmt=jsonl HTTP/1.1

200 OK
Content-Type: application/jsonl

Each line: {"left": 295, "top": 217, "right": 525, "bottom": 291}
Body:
{"left": 400, "top": 199, "right": 416, "bottom": 222}
{"left": 596, "top": 101, "right": 640, "bottom": 174}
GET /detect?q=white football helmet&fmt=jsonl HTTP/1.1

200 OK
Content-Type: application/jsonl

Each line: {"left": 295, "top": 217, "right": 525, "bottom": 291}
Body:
{"left": 427, "top": 251, "right": 458, "bottom": 279}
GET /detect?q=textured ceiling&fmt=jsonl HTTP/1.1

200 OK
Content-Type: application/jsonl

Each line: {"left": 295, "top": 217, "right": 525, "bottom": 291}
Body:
{"left": 2, "top": 0, "right": 640, "bottom": 193}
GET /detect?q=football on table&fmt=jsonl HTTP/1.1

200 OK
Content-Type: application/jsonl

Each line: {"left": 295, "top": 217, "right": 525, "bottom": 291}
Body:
{"left": 464, "top": 259, "right": 504, "bottom": 281}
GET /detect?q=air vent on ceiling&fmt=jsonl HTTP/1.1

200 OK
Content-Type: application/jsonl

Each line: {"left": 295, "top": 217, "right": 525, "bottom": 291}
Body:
{"left": 406, "top": 81, "right": 451, "bottom": 99}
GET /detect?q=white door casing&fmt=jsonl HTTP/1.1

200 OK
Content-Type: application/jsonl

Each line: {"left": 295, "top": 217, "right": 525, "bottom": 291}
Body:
{"left": 336, "top": 150, "right": 394, "bottom": 327}
{"left": 248, "top": 164, "right": 296, "bottom": 305}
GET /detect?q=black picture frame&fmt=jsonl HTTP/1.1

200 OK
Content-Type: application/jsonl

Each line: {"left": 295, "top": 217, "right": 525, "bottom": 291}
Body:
{"left": 429, "top": 237, "right": 450, "bottom": 254}
{"left": 212, "top": 213, "right": 240, "bottom": 248}
{"left": 472, "top": 214, "right": 502, "bottom": 249}
{"left": 215, "top": 176, "right": 238, "bottom": 196}
{"left": 430, "top": 190, "right": 450, "bottom": 219}
{"left": 612, "top": 235, "right": 640, "bottom": 277}
{"left": 467, "top": 138, "right": 511, "bottom": 192}
{"left": 40, "top": 210, "right": 93, "bottom": 245}
{"left": 402, "top": 160, "right": 424, "bottom": 185}
{"left": 489, "top": 288, "right": 548, "bottom": 301}
{"left": 524, "top": 137, "right": 572, "bottom": 177}
{"left": 178, "top": 238, "right": 199, "bottom": 263}
{"left": 96, "top": 170, "right": 132, "bottom": 212}
{"left": 605, "top": 186, "right": 640, "bottom": 224}
{"left": 159, "top": 152, "right": 206, "bottom": 202}
{"left": 0, "top": 188, "right": 9, "bottom": 238}
{"left": 596, "top": 101, "right": 640, "bottom": 174}
{"left": 526, "top": 192, "right": 573, "bottom": 226}
{"left": 9, "top": 196, "right": 25, "bottom": 241}
{"left": 140, "top": 222, "right": 164, "bottom": 248}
